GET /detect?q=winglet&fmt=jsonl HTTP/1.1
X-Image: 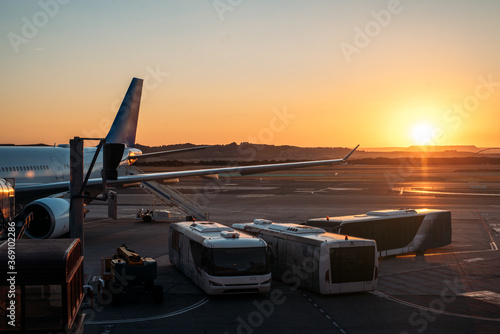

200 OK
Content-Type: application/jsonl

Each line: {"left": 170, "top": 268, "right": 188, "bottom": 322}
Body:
{"left": 105, "top": 77, "right": 143, "bottom": 148}
{"left": 342, "top": 144, "right": 359, "bottom": 161}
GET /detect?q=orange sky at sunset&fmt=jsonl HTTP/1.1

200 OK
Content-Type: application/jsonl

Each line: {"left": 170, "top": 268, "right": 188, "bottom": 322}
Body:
{"left": 1, "top": 1, "right": 499, "bottom": 148}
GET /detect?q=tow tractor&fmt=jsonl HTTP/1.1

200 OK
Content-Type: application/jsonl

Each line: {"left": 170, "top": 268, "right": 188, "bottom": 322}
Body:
{"left": 101, "top": 244, "right": 163, "bottom": 305}
{"left": 136, "top": 208, "right": 185, "bottom": 223}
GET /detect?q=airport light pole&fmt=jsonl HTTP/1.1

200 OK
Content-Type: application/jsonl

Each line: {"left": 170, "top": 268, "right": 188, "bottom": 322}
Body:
{"left": 70, "top": 137, "right": 85, "bottom": 253}
{"left": 69, "top": 138, "right": 123, "bottom": 255}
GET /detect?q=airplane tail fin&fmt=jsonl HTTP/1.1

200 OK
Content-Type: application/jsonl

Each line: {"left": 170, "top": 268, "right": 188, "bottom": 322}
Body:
{"left": 105, "top": 77, "right": 143, "bottom": 148}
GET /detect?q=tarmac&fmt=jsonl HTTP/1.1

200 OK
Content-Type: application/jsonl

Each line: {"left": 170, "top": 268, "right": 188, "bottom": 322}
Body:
{"left": 81, "top": 164, "right": 500, "bottom": 334}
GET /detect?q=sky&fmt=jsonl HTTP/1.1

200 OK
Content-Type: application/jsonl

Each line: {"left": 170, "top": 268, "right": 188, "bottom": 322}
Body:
{"left": 1, "top": 0, "right": 499, "bottom": 148}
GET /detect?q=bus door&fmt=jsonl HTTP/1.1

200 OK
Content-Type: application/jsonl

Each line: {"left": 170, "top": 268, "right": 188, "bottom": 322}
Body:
{"left": 304, "top": 245, "right": 320, "bottom": 291}
{"left": 271, "top": 236, "right": 285, "bottom": 275}
{"left": 374, "top": 223, "right": 387, "bottom": 256}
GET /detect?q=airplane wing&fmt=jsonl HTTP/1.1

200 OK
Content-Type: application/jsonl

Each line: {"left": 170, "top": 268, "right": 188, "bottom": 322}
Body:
{"left": 128, "top": 146, "right": 210, "bottom": 160}
{"left": 15, "top": 145, "right": 359, "bottom": 195}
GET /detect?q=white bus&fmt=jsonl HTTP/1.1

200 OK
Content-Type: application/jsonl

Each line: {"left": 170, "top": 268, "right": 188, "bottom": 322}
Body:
{"left": 306, "top": 209, "right": 452, "bottom": 257}
{"left": 169, "top": 221, "right": 271, "bottom": 295}
{"left": 232, "top": 219, "right": 378, "bottom": 295}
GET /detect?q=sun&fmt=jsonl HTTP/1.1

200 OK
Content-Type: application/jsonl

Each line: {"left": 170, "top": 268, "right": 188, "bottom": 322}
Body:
{"left": 412, "top": 124, "right": 434, "bottom": 145}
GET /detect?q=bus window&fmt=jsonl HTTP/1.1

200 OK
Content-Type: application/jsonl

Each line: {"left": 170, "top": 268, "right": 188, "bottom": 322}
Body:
{"left": 189, "top": 240, "right": 204, "bottom": 268}
{"left": 330, "top": 246, "right": 375, "bottom": 283}
{"left": 209, "top": 248, "right": 268, "bottom": 277}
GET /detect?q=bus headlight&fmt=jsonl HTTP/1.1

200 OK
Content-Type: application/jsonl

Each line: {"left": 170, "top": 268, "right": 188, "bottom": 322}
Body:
{"left": 209, "top": 280, "right": 223, "bottom": 287}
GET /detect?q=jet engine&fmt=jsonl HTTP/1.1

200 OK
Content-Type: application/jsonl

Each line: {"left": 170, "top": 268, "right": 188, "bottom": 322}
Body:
{"left": 22, "top": 198, "right": 70, "bottom": 239}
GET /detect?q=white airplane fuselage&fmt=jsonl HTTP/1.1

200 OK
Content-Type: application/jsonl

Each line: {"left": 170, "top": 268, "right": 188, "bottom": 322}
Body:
{"left": 0, "top": 146, "right": 137, "bottom": 186}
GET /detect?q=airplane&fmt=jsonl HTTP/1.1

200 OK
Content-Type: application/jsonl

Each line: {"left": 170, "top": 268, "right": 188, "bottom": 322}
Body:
{"left": 0, "top": 77, "right": 359, "bottom": 239}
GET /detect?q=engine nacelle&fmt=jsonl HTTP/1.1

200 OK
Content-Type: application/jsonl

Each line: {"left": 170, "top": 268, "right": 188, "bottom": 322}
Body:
{"left": 22, "top": 198, "right": 70, "bottom": 239}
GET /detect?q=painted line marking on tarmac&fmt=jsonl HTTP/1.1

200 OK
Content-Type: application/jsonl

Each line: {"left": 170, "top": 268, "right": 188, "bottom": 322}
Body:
{"left": 380, "top": 256, "right": 499, "bottom": 278}
{"left": 463, "top": 257, "right": 485, "bottom": 263}
{"left": 460, "top": 291, "right": 500, "bottom": 306}
{"left": 301, "top": 292, "right": 347, "bottom": 334}
{"left": 372, "top": 291, "right": 500, "bottom": 322}
{"left": 85, "top": 297, "right": 210, "bottom": 325}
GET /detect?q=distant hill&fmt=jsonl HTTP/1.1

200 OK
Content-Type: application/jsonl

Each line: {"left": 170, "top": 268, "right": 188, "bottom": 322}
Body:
{"left": 135, "top": 143, "right": 355, "bottom": 162}
{"left": 134, "top": 143, "right": 496, "bottom": 162}
{"left": 363, "top": 145, "right": 480, "bottom": 152}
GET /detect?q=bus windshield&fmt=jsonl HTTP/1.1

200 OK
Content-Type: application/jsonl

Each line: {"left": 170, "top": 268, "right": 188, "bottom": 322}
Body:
{"left": 208, "top": 247, "right": 269, "bottom": 276}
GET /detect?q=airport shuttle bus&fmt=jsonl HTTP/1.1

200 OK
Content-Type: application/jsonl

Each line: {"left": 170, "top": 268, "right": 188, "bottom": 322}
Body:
{"left": 169, "top": 221, "right": 271, "bottom": 295}
{"left": 232, "top": 219, "right": 378, "bottom": 295}
{"left": 306, "top": 209, "right": 452, "bottom": 257}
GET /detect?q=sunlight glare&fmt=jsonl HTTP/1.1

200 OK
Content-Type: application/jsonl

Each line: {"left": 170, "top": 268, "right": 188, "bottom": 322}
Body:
{"left": 412, "top": 124, "right": 434, "bottom": 145}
